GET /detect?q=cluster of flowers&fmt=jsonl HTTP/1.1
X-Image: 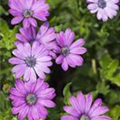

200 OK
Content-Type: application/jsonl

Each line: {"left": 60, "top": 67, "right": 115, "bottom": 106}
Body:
{"left": 8, "top": 0, "right": 111, "bottom": 120}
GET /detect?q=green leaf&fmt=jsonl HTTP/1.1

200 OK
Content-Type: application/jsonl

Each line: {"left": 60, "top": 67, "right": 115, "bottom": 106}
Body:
{"left": 63, "top": 82, "right": 72, "bottom": 105}
{"left": 99, "top": 53, "right": 120, "bottom": 86}
{"left": 96, "top": 82, "right": 110, "bottom": 95}
{"left": 109, "top": 105, "right": 120, "bottom": 120}
{"left": 0, "top": 19, "right": 18, "bottom": 50}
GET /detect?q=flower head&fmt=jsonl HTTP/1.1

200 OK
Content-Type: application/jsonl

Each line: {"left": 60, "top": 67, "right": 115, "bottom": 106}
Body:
{"left": 87, "top": 0, "right": 119, "bottom": 21}
{"left": 15, "top": 26, "right": 36, "bottom": 45}
{"left": 61, "top": 92, "right": 111, "bottom": 120}
{"left": 55, "top": 28, "right": 87, "bottom": 71}
{"left": 14, "top": 22, "right": 57, "bottom": 58}
{"left": 9, "top": 79, "right": 56, "bottom": 120}
{"left": 9, "top": 42, "right": 52, "bottom": 81}
{"left": 9, "top": 0, "right": 50, "bottom": 27}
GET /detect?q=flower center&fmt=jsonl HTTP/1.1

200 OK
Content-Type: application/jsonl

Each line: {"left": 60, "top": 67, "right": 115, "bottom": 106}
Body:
{"left": 25, "top": 56, "right": 36, "bottom": 67}
{"left": 26, "top": 94, "right": 37, "bottom": 105}
{"left": 80, "top": 115, "right": 90, "bottom": 120}
{"left": 61, "top": 47, "right": 70, "bottom": 56}
{"left": 98, "top": 0, "right": 106, "bottom": 9}
{"left": 23, "top": 10, "right": 33, "bottom": 18}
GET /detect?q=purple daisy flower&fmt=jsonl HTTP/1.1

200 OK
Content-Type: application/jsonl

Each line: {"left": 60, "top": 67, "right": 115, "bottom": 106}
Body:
{"left": 55, "top": 28, "right": 87, "bottom": 71}
{"left": 87, "top": 0, "right": 119, "bottom": 21}
{"left": 61, "top": 92, "right": 111, "bottom": 120}
{"left": 9, "top": 42, "right": 52, "bottom": 81}
{"left": 14, "top": 22, "right": 57, "bottom": 58}
{"left": 9, "top": 0, "right": 50, "bottom": 27}
{"left": 9, "top": 79, "right": 56, "bottom": 120}
{"left": 15, "top": 26, "right": 36, "bottom": 45}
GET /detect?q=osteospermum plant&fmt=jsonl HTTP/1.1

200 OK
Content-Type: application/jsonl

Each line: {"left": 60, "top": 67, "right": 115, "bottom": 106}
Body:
{"left": 7, "top": 0, "right": 114, "bottom": 119}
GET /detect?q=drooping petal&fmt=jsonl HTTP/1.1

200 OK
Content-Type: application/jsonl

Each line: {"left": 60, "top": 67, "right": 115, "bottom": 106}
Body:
{"left": 11, "top": 16, "right": 23, "bottom": 25}
{"left": 61, "top": 115, "right": 78, "bottom": 120}
{"left": 63, "top": 106, "right": 79, "bottom": 117}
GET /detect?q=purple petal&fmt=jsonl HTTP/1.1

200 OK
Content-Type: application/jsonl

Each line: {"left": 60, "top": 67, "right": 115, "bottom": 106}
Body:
{"left": 63, "top": 106, "right": 79, "bottom": 117}
{"left": 12, "top": 64, "right": 26, "bottom": 73}
{"left": 61, "top": 115, "right": 78, "bottom": 120}
{"left": 70, "top": 39, "right": 86, "bottom": 49}
{"left": 85, "top": 93, "right": 93, "bottom": 113}
{"left": 56, "top": 31, "right": 65, "bottom": 47}
{"left": 23, "top": 18, "right": 30, "bottom": 28}
{"left": 56, "top": 55, "right": 64, "bottom": 64}
{"left": 29, "top": 68, "right": 37, "bottom": 82}
{"left": 66, "top": 55, "right": 76, "bottom": 68}
{"left": 15, "top": 33, "right": 27, "bottom": 42}
{"left": 69, "top": 96, "right": 81, "bottom": 114}
{"left": 77, "top": 92, "right": 86, "bottom": 113}
{"left": 9, "top": 57, "right": 24, "bottom": 64}
{"left": 37, "top": 56, "right": 52, "bottom": 62}
{"left": 29, "top": 18, "right": 37, "bottom": 27}
{"left": 11, "top": 16, "right": 23, "bottom": 25}
{"left": 12, "top": 49, "right": 25, "bottom": 60}
{"left": 10, "top": 88, "right": 24, "bottom": 97}
{"left": 36, "top": 104, "right": 48, "bottom": 119}
{"left": 38, "top": 88, "right": 55, "bottom": 99}
{"left": 11, "top": 104, "right": 27, "bottom": 114}
{"left": 33, "top": 80, "right": 44, "bottom": 92}
{"left": 24, "top": 67, "right": 31, "bottom": 81}
{"left": 34, "top": 65, "right": 46, "bottom": 79}
{"left": 9, "top": 0, "right": 24, "bottom": 12}
{"left": 12, "top": 98, "right": 25, "bottom": 107}
{"left": 70, "top": 47, "right": 87, "bottom": 55}
{"left": 31, "top": 106, "right": 40, "bottom": 120}
{"left": 68, "top": 54, "right": 84, "bottom": 66}
{"left": 91, "top": 115, "right": 112, "bottom": 120}
{"left": 15, "top": 80, "right": 27, "bottom": 94}
{"left": 9, "top": 9, "right": 22, "bottom": 16}
{"left": 89, "top": 98, "right": 102, "bottom": 115}
{"left": 61, "top": 58, "right": 69, "bottom": 71}
{"left": 25, "top": 0, "right": 33, "bottom": 9}
{"left": 18, "top": 106, "right": 29, "bottom": 120}
{"left": 65, "top": 28, "right": 75, "bottom": 46}
{"left": 90, "top": 106, "right": 109, "bottom": 117}
{"left": 38, "top": 99, "right": 55, "bottom": 108}
{"left": 28, "top": 108, "right": 34, "bottom": 120}
{"left": 23, "top": 42, "right": 31, "bottom": 57}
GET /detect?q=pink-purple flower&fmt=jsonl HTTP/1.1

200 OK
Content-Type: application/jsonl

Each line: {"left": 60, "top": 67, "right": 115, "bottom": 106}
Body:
{"left": 9, "top": 0, "right": 50, "bottom": 27}
{"left": 61, "top": 92, "right": 111, "bottom": 120}
{"left": 87, "top": 0, "right": 119, "bottom": 21}
{"left": 9, "top": 79, "right": 56, "bottom": 120}
{"left": 55, "top": 28, "right": 87, "bottom": 71}
{"left": 9, "top": 42, "right": 52, "bottom": 81}
{"left": 15, "top": 22, "right": 57, "bottom": 58}
{"left": 15, "top": 26, "right": 36, "bottom": 45}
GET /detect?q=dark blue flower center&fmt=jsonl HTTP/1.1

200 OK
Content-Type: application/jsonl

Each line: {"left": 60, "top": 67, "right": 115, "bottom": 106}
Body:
{"left": 26, "top": 94, "right": 37, "bottom": 105}
{"left": 98, "top": 0, "right": 106, "bottom": 9}
{"left": 61, "top": 47, "right": 70, "bottom": 56}
{"left": 80, "top": 115, "right": 90, "bottom": 120}
{"left": 23, "top": 10, "right": 33, "bottom": 18}
{"left": 25, "top": 56, "right": 36, "bottom": 67}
